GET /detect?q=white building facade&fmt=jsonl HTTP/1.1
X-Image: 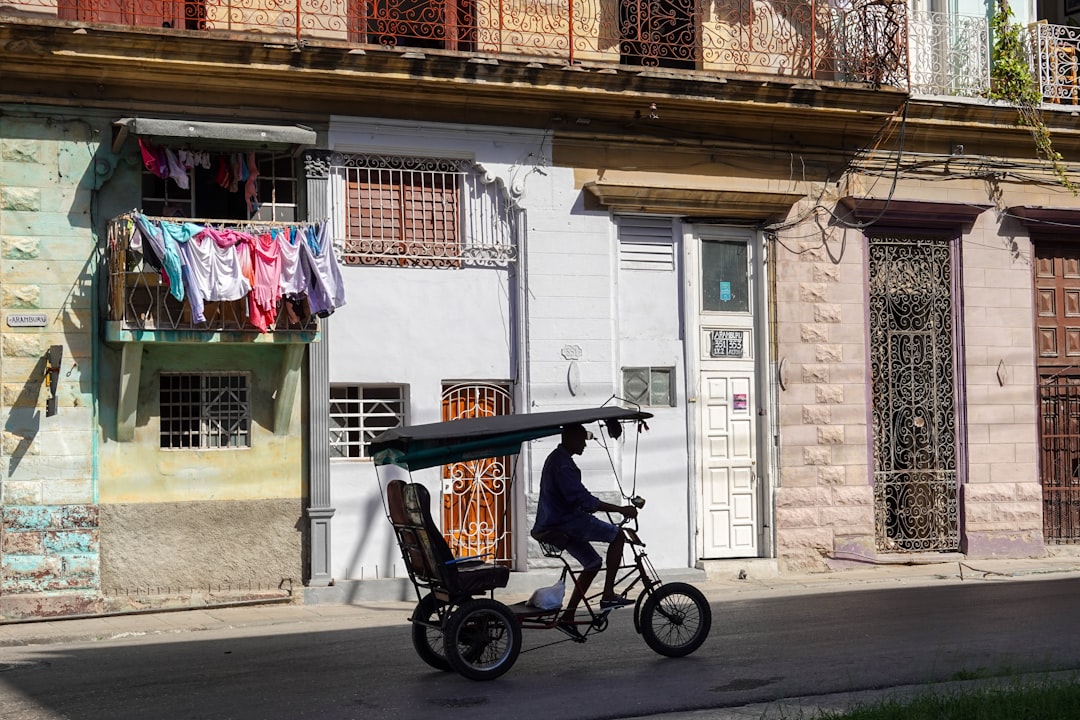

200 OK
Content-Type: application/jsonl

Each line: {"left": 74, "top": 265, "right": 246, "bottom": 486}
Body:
{"left": 313, "top": 118, "right": 780, "bottom": 586}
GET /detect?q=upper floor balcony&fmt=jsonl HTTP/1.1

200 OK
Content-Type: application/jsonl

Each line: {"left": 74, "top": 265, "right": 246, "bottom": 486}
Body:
{"left": 908, "top": 11, "right": 1080, "bottom": 106}
{"left": 1030, "top": 20, "right": 1080, "bottom": 105}
{"left": 4, "top": 0, "right": 910, "bottom": 86}
{"left": 106, "top": 213, "right": 323, "bottom": 343}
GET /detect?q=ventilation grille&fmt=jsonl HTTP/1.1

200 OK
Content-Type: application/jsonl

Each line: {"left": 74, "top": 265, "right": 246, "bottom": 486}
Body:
{"left": 619, "top": 217, "right": 675, "bottom": 271}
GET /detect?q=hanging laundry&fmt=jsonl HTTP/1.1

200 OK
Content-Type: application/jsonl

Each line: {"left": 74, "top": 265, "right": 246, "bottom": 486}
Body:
{"left": 133, "top": 214, "right": 184, "bottom": 301}
{"left": 125, "top": 213, "right": 347, "bottom": 331}
{"left": 138, "top": 139, "right": 169, "bottom": 180}
{"left": 244, "top": 152, "right": 260, "bottom": 216}
{"left": 299, "top": 222, "right": 346, "bottom": 318}
{"left": 164, "top": 148, "right": 190, "bottom": 190}
{"left": 229, "top": 154, "right": 242, "bottom": 193}
{"left": 191, "top": 227, "right": 254, "bottom": 302}
{"left": 215, "top": 154, "right": 231, "bottom": 189}
{"left": 281, "top": 294, "right": 310, "bottom": 326}
{"left": 278, "top": 226, "right": 309, "bottom": 297}
{"left": 159, "top": 219, "right": 206, "bottom": 313}
{"left": 249, "top": 230, "right": 283, "bottom": 332}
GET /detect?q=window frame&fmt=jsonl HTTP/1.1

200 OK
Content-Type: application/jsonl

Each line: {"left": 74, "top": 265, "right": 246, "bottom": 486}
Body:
{"left": 139, "top": 150, "right": 297, "bottom": 222}
{"left": 329, "top": 384, "right": 408, "bottom": 460}
{"left": 159, "top": 371, "right": 252, "bottom": 450}
{"left": 621, "top": 366, "right": 677, "bottom": 407}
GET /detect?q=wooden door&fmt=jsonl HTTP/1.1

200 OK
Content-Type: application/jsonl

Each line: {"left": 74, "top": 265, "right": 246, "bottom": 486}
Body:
{"left": 1035, "top": 242, "right": 1080, "bottom": 542}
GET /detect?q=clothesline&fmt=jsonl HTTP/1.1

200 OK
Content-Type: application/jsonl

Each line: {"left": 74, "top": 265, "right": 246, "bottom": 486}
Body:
{"left": 116, "top": 211, "right": 346, "bottom": 333}
{"left": 137, "top": 214, "right": 325, "bottom": 230}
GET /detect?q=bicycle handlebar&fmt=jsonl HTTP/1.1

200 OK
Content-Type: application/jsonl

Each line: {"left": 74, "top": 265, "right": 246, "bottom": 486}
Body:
{"left": 614, "top": 495, "right": 646, "bottom": 528}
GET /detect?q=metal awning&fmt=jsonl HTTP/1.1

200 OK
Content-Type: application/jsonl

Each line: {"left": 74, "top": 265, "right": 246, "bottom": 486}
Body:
{"left": 112, "top": 117, "right": 317, "bottom": 153}
{"left": 370, "top": 406, "right": 653, "bottom": 471}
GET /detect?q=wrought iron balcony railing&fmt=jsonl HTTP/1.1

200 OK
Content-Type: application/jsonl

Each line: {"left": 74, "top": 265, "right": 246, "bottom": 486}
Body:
{"left": 1031, "top": 21, "right": 1080, "bottom": 105}
{"left": 907, "top": 10, "right": 988, "bottom": 97}
{"left": 106, "top": 214, "right": 319, "bottom": 340}
{"left": 6, "top": 0, "right": 910, "bottom": 86}
{"left": 905, "top": 13, "right": 1080, "bottom": 104}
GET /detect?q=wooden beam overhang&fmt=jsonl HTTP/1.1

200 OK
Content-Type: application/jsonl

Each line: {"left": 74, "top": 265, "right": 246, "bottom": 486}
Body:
{"left": 838, "top": 197, "right": 992, "bottom": 230}
{"left": 585, "top": 182, "right": 805, "bottom": 220}
{"left": 1009, "top": 206, "right": 1080, "bottom": 238}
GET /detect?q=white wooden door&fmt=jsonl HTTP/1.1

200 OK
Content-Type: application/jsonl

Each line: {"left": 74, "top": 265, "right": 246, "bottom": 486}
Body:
{"left": 692, "top": 228, "right": 760, "bottom": 560}
{"left": 700, "top": 371, "right": 758, "bottom": 557}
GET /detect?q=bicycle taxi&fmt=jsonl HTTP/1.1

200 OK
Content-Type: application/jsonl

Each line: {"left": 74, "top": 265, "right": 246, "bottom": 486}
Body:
{"left": 369, "top": 405, "right": 712, "bottom": 681}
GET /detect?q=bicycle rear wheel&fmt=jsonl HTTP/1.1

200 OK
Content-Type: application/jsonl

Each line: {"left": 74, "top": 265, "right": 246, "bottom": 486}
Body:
{"left": 640, "top": 582, "right": 711, "bottom": 657}
{"left": 445, "top": 598, "right": 522, "bottom": 681}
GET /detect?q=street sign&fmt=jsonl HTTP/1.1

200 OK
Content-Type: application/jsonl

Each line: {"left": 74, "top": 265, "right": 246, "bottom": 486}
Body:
{"left": 6, "top": 313, "right": 48, "bottom": 327}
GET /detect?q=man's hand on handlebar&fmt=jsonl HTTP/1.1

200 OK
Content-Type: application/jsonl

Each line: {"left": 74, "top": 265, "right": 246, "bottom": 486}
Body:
{"left": 620, "top": 504, "right": 639, "bottom": 519}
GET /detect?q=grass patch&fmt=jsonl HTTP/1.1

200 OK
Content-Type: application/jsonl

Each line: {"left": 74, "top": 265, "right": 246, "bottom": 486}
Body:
{"left": 812, "top": 678, "right": 1080, "bottom": 720}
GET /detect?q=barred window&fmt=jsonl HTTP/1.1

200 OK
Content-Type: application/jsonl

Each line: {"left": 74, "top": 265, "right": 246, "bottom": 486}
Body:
{"left": 342, "top": 157, "right": 464, "bottom": 268}
{"left": 330, "top": 385, "right": 406, "bottom": 459}
{"left": 622, "top": 367, "right": 675, "bottom": 407}
{"left": 160, "top": 373, "right": 251, "bottom": 449}
{"left": 334, "top": 154, "right": 517, "bottom": 268}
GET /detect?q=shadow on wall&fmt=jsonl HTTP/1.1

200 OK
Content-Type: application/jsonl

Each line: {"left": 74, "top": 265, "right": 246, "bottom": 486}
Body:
{"left": 339, "top": 489, "right": 404, "bottom": 603}
{"left": 2, "top": 113, "right": 124, "bottom": 462}
{"left": 4, "top": 356, "right": 45, "bottom": 476}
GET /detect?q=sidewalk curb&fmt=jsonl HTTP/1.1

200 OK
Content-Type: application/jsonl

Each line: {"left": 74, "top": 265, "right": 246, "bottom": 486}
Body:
{"left": 3, "top": 558, "right": 1080, "bottom": 649}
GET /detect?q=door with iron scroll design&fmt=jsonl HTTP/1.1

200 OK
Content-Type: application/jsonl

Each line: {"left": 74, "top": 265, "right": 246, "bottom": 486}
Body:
{"left": 441, "top": 383, "right": 513, "bottom": 566}
{"left": 868, "top": 233, "right": 960, "bottom": 552}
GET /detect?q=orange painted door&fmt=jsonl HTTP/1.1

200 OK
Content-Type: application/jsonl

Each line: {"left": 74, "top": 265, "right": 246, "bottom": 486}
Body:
{"left": 441, "top": 383, "right": 513, "bottom": 565}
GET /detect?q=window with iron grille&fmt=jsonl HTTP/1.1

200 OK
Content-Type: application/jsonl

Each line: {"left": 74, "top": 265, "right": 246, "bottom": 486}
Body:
{"left": 160, "top": 373, "right": 251, "bottom": 449}
{"left": 329, "top": 385, "right": 406, "bottom": 459}
{"left": 335, "top": 154, "right": 516, "bottom": 268}
{"left": 622, "top": 367, "right": 675, "bottom": 407}
{"left": 343, "top": 158, "right": 462, "bottom": 268}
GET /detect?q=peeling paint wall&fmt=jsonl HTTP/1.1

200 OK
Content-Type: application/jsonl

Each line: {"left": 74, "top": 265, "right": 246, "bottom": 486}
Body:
{"left": 1, "top": 108, "right": 308, "bottom": 618}
{"left": 0, "top": 108, "right": 118, "bottom": 618}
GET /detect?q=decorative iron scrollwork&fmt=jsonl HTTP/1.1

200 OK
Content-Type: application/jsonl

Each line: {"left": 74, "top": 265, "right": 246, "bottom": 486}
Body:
{"left": 869, "top": 235, "right": 959, "bottom": 552}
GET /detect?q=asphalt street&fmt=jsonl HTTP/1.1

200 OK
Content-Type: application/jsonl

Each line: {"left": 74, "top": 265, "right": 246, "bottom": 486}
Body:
{"left": 2, "top": 558, "right": 1080, "bottom": 720}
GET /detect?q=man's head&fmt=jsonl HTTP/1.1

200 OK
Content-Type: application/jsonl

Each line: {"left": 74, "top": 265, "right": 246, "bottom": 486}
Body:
{"left": 561, "top": 423, "right": 589, "bottom": 455}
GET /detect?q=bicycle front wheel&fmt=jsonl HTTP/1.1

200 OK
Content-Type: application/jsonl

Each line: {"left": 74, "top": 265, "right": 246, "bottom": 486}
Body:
{"left": 640, "top": 582, "right": 711, "bottom": 657}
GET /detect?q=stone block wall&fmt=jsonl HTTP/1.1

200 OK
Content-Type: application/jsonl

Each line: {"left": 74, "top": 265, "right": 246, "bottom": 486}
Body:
{"left": 0, "top": 110, "right": 104, "bottom": 618}
{"left": 773, "top": 192, "right": 1047, "bottom": 571}
{"left": 773, "top": 203, "right": 872, "bottom": 572}
{"left": 958, "top": 211, "right": 1042, "bottom": 558}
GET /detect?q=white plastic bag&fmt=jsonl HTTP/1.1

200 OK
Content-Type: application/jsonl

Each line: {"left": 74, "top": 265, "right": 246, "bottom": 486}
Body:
{"left": 527, "top": 579, "right": 566, "bottom": 610}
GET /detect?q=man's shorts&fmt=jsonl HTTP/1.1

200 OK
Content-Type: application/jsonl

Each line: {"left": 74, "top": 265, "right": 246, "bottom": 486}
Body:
{"left": 556, "top": 515, "right": 619, "bottom": 571}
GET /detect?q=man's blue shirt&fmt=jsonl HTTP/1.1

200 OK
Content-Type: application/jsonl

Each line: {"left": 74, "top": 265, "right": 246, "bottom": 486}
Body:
{"left": 534, "top": 445, "right": 601, "bottom": 532}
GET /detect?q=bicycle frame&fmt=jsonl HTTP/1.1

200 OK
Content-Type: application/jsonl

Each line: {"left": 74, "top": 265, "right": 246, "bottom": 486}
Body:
{"left": 521, "top": 519, "right": 663, "bottom": 636}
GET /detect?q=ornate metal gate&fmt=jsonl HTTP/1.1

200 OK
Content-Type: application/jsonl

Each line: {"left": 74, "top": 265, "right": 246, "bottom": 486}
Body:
{"left": 441, "top": 383, "right": 513, "bottom": 565}
{"left": 868, "top": 234, "right": 960, "bottom": 552}
{"left": 1039, "top": 377, "right": 1080, "bottom": 542}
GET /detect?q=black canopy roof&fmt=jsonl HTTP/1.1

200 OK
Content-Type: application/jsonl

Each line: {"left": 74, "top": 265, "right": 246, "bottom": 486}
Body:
{"left": 370, "top": 406, "right": 652, "bottom": 470}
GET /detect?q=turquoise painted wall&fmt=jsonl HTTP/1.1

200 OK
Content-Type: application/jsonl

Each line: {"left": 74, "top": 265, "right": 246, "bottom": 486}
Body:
{"left": 1, "top": 107, "right": 308, "bottom": 616}
{"left": 0, "top": 107, "right": 127, "bottom": 615}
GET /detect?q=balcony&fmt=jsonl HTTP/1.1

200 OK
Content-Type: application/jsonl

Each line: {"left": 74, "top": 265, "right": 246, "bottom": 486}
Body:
{"left": 3, "top": 0, "right": 909, "bottom": 86}
{"left": 105, "top": 213, "right": 320, "bottom": 344}
{"left": 1031, "top": 21, "right": 1080, "bottom": 105}
{"left": 907, "top": 10, "right": 988, "bottom": 98}
{"left": 906, "top": 12, "right": 1080, "bottom": 105}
